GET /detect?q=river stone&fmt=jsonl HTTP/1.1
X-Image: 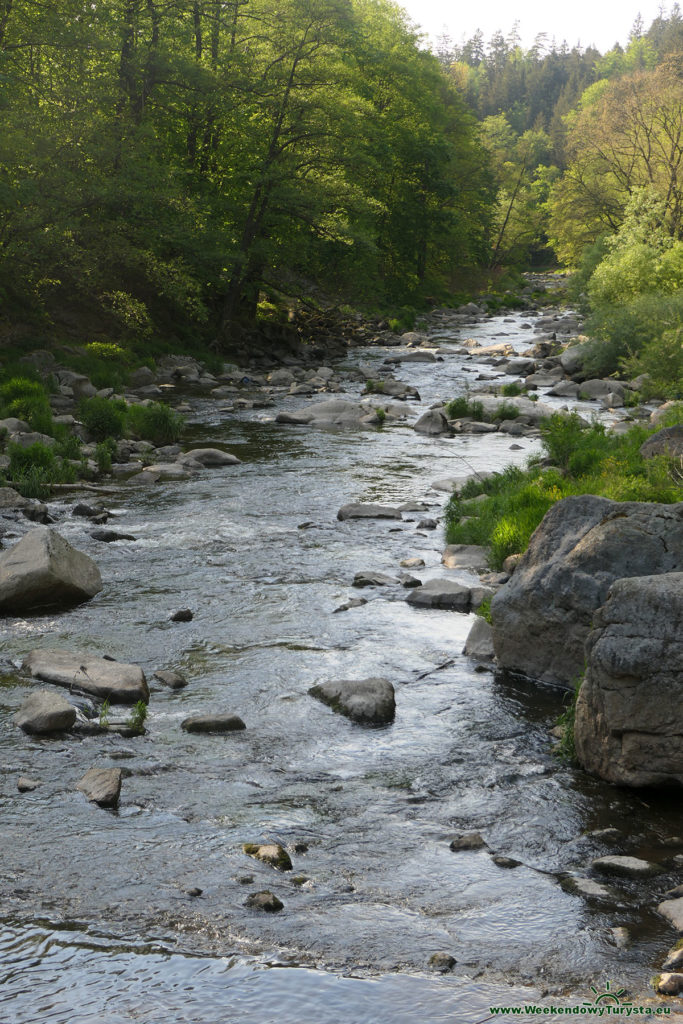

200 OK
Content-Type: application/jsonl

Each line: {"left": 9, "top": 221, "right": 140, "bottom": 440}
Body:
{"left": 0, "top": 527, "right": 102, "bottom": 614}
{"left": 450, "top": 832, "right": 487, "bottom": 851}
{"left": 663, "top": 948, "right": 683, "bottom": 971}
{"left": 243, "top": 843, "right": 292, "bottom": 871}
{"left": 14, "top": 689, "right": 77, "bottom": 734}
{"left": 441, "top": 544, "right": 489, "bottom": 570}
{"left": 178, "top": 448, "right": 241, "bottom": 466}
{"left": 333, "top": 597, "right": 367, "bottom": 613}
{"left": 23, "top": 649, "right": 149, "bottom": 704}
{"left": 181, "top": 714, "right": 246, "bottom": 733}
{"left": 659, "top": 897, "right": 683, "bottom": 932}
{"left": 91, "top": 530, "right": 136, "bottom": 543}
{"left": 400, "top": 557, "right": 425, "bottom": 568}
{"left": 337, "top": 503, "right": 401, "bottom": 521}
{"left": 77, "top": 767, "right": 122, "bottom": 809}
{"left": 463, "top": 617, "right": 495, "bottom": 661}
{"left": 580, "top": 379, "right": 626, "bottom": 400}
{"left": 575, "top": 573, "right": 683, "bottom": 787}
{"left": 245, "top": 890, "right": 283, "bottom": 912}
{"left": 492, "top": 855, "right": 521, "bottom": 869}
{"left": 559, "top": 343, "right": 589, "bottom": 374}
{"left": 429, "top": 953, "right": 456, "bottom": 972}
{"left": 17, "top": 777, "right": 41, "bottom": 792}
{"left": 592, "top": 855, "right": 663, "bottom": 878}
{"left": 564, "top": 877, "right": 614, "bottom": 900}
{"left": 277, "top": 398, "right": 402, "bottom": 429}
{"left": 640, "top": 425, "right": 683, "bottom": 460}
{"left": 309, "top": 677, "right": 395, "bottom": 725}
{"left": 0, "top": 486, "right": 30, "bottom": 510}
{"left": 406, "top": 579, "right": 473, "bottom": 611}
{"left": 413, "top": 409, "right": 451, "bottom": 435}
{"left": 657, "top": 974, "right": 683, "bottom": 996}
{"left": 352, "top": 571, "right": 399, "bottom": 587}
{"left": 170, "top": 608, "right": 193, "bottom": 622}
{"left": 153, "top": 669, "right": 188, "bottom": 690}
{"left": 491, "top": 497, "right": 683, "bottom": 687}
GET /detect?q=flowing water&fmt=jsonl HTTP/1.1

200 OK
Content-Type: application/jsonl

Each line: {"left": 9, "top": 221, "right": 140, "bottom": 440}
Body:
{"left": 1, "top": 309, "right": 681, "bottom": 1023}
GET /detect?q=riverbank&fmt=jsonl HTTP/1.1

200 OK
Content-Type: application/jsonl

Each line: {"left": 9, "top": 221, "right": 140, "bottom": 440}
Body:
{"left": 1, "top": 285, "right": 681, "bottom": 1022}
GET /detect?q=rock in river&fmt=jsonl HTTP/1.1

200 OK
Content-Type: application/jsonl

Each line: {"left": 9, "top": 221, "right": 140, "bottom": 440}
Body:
{"left": 407, "top": 580, "right": 492, "bottom": 612}
{"left": 181, "top": 713, "right": 246, "bottom": 733}
{"left": 463, "top": 617, "right": 495, "bottom": 661}
{"left": 77, "top": 767, "right": 122, "bottom": 809}
{"left": 337, "top": 503, "right": 401, "bottom": 521}
{"left": 14, "top": 689, "right": 77, "bottom": 735}
{"left": 352, "top": 571, "right": 399, "bottom": 587}
{"left": 177, "top": 447, "right": 241, "bottom": 467}
{"left": 243, "top": 843, "right": 292, "bottom": 871}
{"left": 574, "top": 572, "right": 683, "bottom": 787}
{"left": 309, "top": 677, "right": 395, "bottom": 725}
{"left": 0, "top": 527, "right": 102, "bottom": 614}
{"left": 245, "top": 890, "right": 283, "bottom": 912}
{"left": 592, "top": 855, "right": 663, "bottom": 878}
{"left": 22, "top": 649, "right": 149, "bottom": 704}
{"left": 659, "top": 897, "right": 683, "bottom": 933}
{"left": 491, "top": 497, "right": 683, "bottom": 687}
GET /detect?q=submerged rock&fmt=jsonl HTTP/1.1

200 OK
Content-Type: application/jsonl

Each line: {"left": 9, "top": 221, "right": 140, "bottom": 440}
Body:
{"left": 177, "top": 447, "right": 241, "bottom": 467}
{"left": 77, "top": 767, "right": 122, "bottom": 809}
{"left": 14, "top": 689, "right": 77, "bottom": 735}
{"left": 309, "top": 677, "right": 395, "bottom": 725}
{"left": 153, "top": 669, "right": 188, "bottom": 690}
{"left": 22, "top": 649, "right": 149, "bottom": 704}
{"left": 429, "top": 953, "right": 456, "bottom": 972}
{"left": 0, "top": 527, "right": 102, "bottom": 614}
{"left": 352, "top": 571, "right": 399, "bottom": 587}
{"left": 17, "top": 776, "right": 41, "bottom": 792}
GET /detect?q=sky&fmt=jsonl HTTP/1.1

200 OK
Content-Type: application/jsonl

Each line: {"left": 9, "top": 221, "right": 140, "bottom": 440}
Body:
{"left": 397, "top": 0, "right": 670, "bottom": 53}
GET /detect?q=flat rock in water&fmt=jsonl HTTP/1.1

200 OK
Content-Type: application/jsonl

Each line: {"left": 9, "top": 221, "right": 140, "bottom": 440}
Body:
{"left": 659, "top": 897, "right": 683, "bottom": 932}
{"left": 91, "top": 530, "right": 136, "bottom": 543}
{"left": 0, "top": 527, "right": 102, "bottom": 614}
{"left": 564, "top": 877, "right": 614, "bottom": 900}
{"left": 406, "top": 579, "right": 472, "bottom": 611}
{"left": 592, "top": 855, "right": 663, "bottom": 878}
{"left": 400, "top": 557, "right": 425, "bottom": 568}
{"left": 77, "top": 767, "right": 122, "bottom": 809}
{"left": 178, "top": 448, "right": 241, "bottom": 466}
{"left": 243, "top": 843, "right": 292, "bottom": 871}
{"left": 352, "top": 571, "right": 399, "bottom": 587}
{"left": 154, "top": 669, "right": 188, "bottom": 690}
{"left": 337, "top": 503, "right": 401, "bottom": 521}
{"left": 17, "top": 777, "right": 41, "bottom": 792}
{"left": 450, "top": 832, "right": 487, "bottom": 851}
{"left": 22, "top": 649, "right": 149, "bottom": 704}
{"left": 245, "top": 890, "right": 283, "bottom": 912}
{"left": 181, "top": 713, "right": 246, "bottom": 733}
{"left": 442, "top": 544, "right": 489, "bottom": 569}
{"left": 14, "top": 689, "right": 77, "bottom": 735}
{"left": 663, "top": 948, "right": 683, "bottom": 971}
{"left": 309, "top": 677, "right": 395, "bottom": 725}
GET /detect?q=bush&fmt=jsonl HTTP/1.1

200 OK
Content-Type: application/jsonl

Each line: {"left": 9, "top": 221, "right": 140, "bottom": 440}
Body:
{"left": 0, "top": 377, "right": 53, "bottom": 434}
{"left": 125, "top": 402, "right": 184, "bottom": 445}
{"left": 491, "top": 401, "right": 520, "bottom": 421}
{"left": 501, "top": 382, "right": 523, "bottom": 396}
{"left": 95, "top": 439, "right": 116, "bottom": 474}
{"left": 5, "top": 441, "right": 76, "bottom": 498}
{"left": 445, "top": 396, "right": 484, "bottom": 420}
{"left": 80, "top": 396, "right": 127, "bottom": 441}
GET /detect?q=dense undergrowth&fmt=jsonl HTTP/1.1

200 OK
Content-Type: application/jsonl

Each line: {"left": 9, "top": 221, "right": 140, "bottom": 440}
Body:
{"left": 445, "top": 408, "right": 683, "bottom": 569}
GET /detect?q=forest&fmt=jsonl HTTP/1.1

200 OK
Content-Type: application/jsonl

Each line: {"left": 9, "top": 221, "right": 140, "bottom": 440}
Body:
{"left": 0, "top": 0, "right": 682, "bottom": 396}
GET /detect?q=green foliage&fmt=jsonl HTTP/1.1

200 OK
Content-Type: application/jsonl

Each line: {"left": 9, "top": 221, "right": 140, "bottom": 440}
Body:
{"left": 0, "top": 377, "right": 53, "bottom": 434}
{"left": 54, "top": 434, "right": 82, "bottom": 460}
{"left": 445, "top": 415, "right": 683, "bottom": 568}
{"left": 491, "top": 401, "right": 520, "bottom": 421}
{"left": 99, "top": 699, "right": 111, "bottom": 730}
{"left": 375, "top": 407, "right": 387, "bottom": 426}
{"left": 80, "top": 397, "right": 127, "bottom": 442}
{"left": 476, "top": 597, "right": 492, "bottom": 623}
{"left": 501, "top": 382, "right": 523, "bottom": 396}
{"left": 445, "top": 396, "right": 485, "bottom": 420}
{"left": 95, "top": 439, "right": 116, "bottom": 474}
{"left": 554, "top": 675, "right": 583, "bottom": 762}
{"left": 125, "top": 403, "right": 184, "bottom": 445}
{"left": 4, "top": 441, "right": 76, "bottom": 498}
{"left": 365, "top": 380, "right": 385, "bottom": 394}
{"left": 126, "top": 700, "right": 148, "bottom": 734}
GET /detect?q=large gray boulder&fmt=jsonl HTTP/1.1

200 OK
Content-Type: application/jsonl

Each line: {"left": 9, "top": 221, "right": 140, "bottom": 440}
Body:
{"left": 276, "top": 398, "right": 404, "bottom": 429}
{"left": 22, "top": 649, "right": 149, "bottom": 704}
{"left": 491, "top": 497, "right": 683, "bottom": 687}
{"left": 0, "top": 528, "right": 102, "bottom": 614}
{"left": 177, "top": 448, "right": 241, "bottom": 467}
{"left": 413, "top": 409, "right": 451, "bottom": 435}
{"left": 77, "top": 768, "right": 122, "bottom": 809}
{"left": 14, "top": 689, "right": 77, "bottom": 734}
{"left": 309, "top": 677, "right": 395, "bottom": 725}
{"left": 407, "top": 579, "right": 492, "bottom": 611}
{"left": 640, "top": 425, "right": 683, "bottom": 460}
{"left": 574, "top": 573, "right": 683, "bottom": 787}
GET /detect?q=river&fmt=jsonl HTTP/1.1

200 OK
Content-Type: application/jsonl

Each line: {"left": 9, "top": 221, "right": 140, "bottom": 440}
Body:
{"left": 0, "top": 305, "right": 679, "bottom": 1023}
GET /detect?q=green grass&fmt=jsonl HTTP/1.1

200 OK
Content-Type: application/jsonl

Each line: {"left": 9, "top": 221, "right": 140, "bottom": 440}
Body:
{"left": 445, "top": 408, "right": 683, "bottom": 569}
{"left": 554, "top": 675, "right": 583, "bottom": 762}
{"left": 125, "top": 402, "right": 184, "bottom": 445}
{"left": 445, "top": 396, "right": 484, "bottom": 420}
{"left": 501, "top": 382, "right": 524, "bottom": 397}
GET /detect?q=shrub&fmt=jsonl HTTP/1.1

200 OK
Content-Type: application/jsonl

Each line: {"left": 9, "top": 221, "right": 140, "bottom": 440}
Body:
{"left": 445, "top": 396, "right": 484, "bottom": 420}
{"left": 5, "top": 441, "right": 76, "bottom": 498}
{"left": 125, "top": 402, "right": 184, "bottom": 445}
{"left": 501, "top": 382, "right": 523, "bottom": 396}
{"left": 491, "top": 401, "right": 520, "bottom": 421}
{"left": 95, "top": 439, "right": 116, "bottom": 474}
{"left": 0, "top": 377, "right": 53, "bottom": 434}
{"left": 80, "top": 396, "right": 127, "bottom": 441}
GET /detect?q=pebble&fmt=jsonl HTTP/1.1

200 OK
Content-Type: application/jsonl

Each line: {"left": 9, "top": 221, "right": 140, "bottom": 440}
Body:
{"left": 450, "top": 832, "right": 487, "bottom": 852}
{"left": 245, "top": 891, "right": 284, "bottom": 912}
{"left": 17, "top": 777, "right": 41, "bottom": 792}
